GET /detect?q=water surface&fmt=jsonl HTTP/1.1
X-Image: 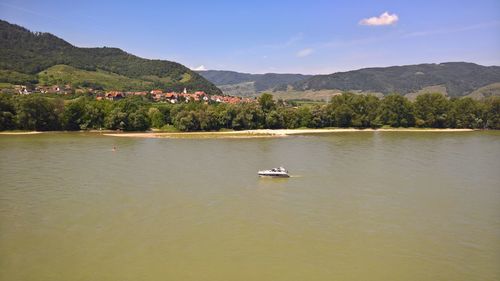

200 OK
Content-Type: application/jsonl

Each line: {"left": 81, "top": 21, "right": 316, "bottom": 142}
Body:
{"left": 1, "top": 131, "right": 499, "bottom": 280}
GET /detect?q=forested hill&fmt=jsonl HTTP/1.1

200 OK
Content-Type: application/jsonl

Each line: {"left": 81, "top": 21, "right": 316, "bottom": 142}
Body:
{"left": 292, "top": 62, "right": 500, "bottom": 97}
{"left": 197, "top": 70, "right": 311, "bottom": 92}
{"left": 0, "top": 20, "right": 221, "bottom": 94}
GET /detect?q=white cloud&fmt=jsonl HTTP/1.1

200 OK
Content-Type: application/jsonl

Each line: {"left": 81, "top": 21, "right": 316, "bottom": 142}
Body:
{"left": 359, "top": 12, "right": 399, "bottom": 26}
{"left": 191, "top": 65, "right": 207, "bottom": 71}
{"left": 296, "top": 48, "right": 314, "bottom": 57}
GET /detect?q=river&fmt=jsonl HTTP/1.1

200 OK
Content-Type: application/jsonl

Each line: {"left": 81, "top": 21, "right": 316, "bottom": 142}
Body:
{"left": 1, "top": 131, "right": 499, "bottom": 280}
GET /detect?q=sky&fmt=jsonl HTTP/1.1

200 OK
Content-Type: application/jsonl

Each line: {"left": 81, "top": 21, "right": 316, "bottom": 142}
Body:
{"left": 1, "top": 0, "right": 499, "bottom": 74}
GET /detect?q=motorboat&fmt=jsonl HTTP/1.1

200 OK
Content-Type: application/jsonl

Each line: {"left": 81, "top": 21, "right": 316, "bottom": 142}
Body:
{"left": 258, "top": 167, "right": 290, "bottom": 178}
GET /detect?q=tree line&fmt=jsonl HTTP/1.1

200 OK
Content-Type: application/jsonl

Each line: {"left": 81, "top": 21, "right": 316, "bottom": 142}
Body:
{"left": 0, "top": 92, "right": 498, "bottom": 131}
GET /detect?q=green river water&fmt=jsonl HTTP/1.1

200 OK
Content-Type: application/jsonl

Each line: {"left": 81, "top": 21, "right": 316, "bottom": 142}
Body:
{"left": 0, "top": 131, "right": 499, "bottom": 280}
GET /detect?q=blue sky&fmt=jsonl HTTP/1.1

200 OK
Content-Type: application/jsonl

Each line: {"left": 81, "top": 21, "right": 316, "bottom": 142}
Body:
{"left": 1, "top": 0, "right": 499, "bottom": 74}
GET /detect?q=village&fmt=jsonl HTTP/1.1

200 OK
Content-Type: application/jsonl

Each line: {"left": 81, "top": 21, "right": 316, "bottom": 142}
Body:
{"left": 98, "top": 88, "right": 256, "bottom": 104}
{"left": 8, "top": 84, "right": 256, "bottom": 104}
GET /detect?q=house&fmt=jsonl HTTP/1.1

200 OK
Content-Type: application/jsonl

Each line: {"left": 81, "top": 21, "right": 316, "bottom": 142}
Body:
{"left": 164, "top": 92, "right": 178, "bottom": 103}
{"left": 149, "top": 90, "right": 164, "bottom": 101}
{"left": 95, "top": 88, "right": 253, "bottom": 104}
{"left": 35, "top": 86, "right": 51, "bottom": 93}
{"left": 211, "top": 95, "right": 223, "bottom": 103}
{"left": 51, "top": 85, "right": 61, "bottom": 93}
{"left": 105, "top": 91, "right": 125, "bottom": 100}
{"left": 165, "top": 92, "right": 177, "bottom": 99}
{"left": 19, "top": 87, "right": 30, "bottom": 95}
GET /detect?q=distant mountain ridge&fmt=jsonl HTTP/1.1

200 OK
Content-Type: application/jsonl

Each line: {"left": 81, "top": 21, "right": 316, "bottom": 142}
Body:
{"left": 0, "top": 19, "right": 221, "bottom": 94}
{"left": 1, "top": 19, "right": 499, "bottom": 98}
{"left": 197, "top": 70, "right": 311, "bottom": 93}
{"left": 293, "top": 62, "right": 500, "bottom": 97}
{"left": 199, "top": 63, "right": 500, "bottom": 98}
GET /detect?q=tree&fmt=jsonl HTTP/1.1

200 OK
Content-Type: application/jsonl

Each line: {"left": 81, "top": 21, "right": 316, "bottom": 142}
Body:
{"left": 199, "top": 107, "right": 220, "bottom": 131}
{"left": 414, "top": 93, "right": 451, "bottom": 127}
{"left": 281, "top": 107, "right": 300, "bottom": 129}
{"left": 297, "top": 106, "right": 312, "bottom": 128}
{"left": 378, "top": 94, "right": 415, "bottom": 127}
{"left": 309, "top": 105, "right": 330, "bottom": 128}
{"left": 333, "top": 103, "right": 353, "bottom": 127}
{"left": 173, "top": 110, "right": 199, "bottom": 131}
{"left": 449, "top": 97, "right": 484, "bottom": 128}
{"left": 231, "top": 103, "right": 264, "bottom": 130}
{"left": 350, "top": 95, "right": 380, "bottom": 128}
{"left": 62, "top": 98, "right": 86, "bottom": 130}
{"left": 148, "top": 107, "right": 165, "bottom": 128}
{"left": 328, "top": 94, "right": 352, "bottom": 127}
{"left": 156, "top": 105, "right": 172, "bottom": 125}
{"left": 15, "top": 95, "right": 61, "bottom": 130}
{"left": 265, "top": 110, "right": 284, "bottom": 129}
{"left": 258, "top": 93, "right": 276, "bottom": 112}
{"left": 484, "top": 96, "right": 500, "bottom": 129}
{"left": 82, "top": 101, "right": 105, "bottom": 129}
{"left": 0, "top": 93, "right": 16, "bottom": 130}
{"left": 214, "top": 103, "right": 235, "bottom": 129}
{"left": 104, "top": 108, "right": 127, "bottom": 130}
{"left": 328, "top": 93, "right": 382, "bottom": 128}
{"left": 127, "top": 108, "right": 149, "bottom": 131}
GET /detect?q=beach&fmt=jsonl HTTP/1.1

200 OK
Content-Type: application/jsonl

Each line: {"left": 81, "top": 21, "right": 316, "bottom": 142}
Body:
{"left": 102, "top": 128, "right": 476, "bottom": 138}
{"left": 0, "top": 131, "right": 43, "bottom": 135}
{"left": 0, "top": 128, "right": 477, "bottom": 138}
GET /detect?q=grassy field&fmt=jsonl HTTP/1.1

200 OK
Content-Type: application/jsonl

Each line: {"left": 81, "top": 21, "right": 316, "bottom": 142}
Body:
{"left": 467, "top": 83, "right": 500, "bottom": 100}
{"left": 0, "top": 69, "right": 37, "bottom": 85}
{"left": 0, "top": 82, "right": 14, "bottom": 88}
{"left": 37, "top": 65, "right": 153, "bottom": 90}
{"left": 404, "top": 85, "right": 448, "bottom": 101}
{"left": 267, "top": 89, "right": 384, "bottom": 101}
{"left": 288, "top": 99, "right": 327, "bottom": 106}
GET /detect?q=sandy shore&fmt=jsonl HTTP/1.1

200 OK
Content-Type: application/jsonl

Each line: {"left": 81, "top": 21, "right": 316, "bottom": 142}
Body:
{"left": 0, "top": 131, "right": 43, "bottom": 135}
{"left": 0, "top": 128, "right": 477, "bottom": 138}
{"left": 103, "top": 128, "right": 476, "bottom": 139}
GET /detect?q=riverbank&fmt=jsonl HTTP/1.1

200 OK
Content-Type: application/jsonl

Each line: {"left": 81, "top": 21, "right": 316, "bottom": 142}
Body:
{"left": 0, "top": 128, "right": 478, "bottom": 138}
{"left": 0, "top": 131, "right": 43, "bottom": 135}
{"left": 103, "top": 128, "right": 476, "bottom": 139}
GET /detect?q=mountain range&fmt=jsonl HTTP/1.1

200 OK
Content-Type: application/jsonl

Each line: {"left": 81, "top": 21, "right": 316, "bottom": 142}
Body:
{"left": 196, "top": 70, "right": 311, "bottom": 95}
{"left": 1, "top": 19, "right": 499, "bottom": 100}
{"left": 199, "top": 63, "right": 500, "bottom": 100}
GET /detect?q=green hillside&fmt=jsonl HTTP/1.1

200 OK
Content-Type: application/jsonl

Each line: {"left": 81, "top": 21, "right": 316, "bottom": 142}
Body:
{"left": 292, "top": 62, "right": 500, "bottom": 97}
{"left": 467, "top": 83, "right": 500, "bottom": 100}
{"left": 198, "top": 64, "right": 500, "bottom": 98}
{"left": 0, "top": 20, "right": 221, "bottom": 94}
{"left": 197, "top": 70, "right": 311, "bottom": 92}
{"left": 37, "top": 65, "right": 153, "bottom": 91}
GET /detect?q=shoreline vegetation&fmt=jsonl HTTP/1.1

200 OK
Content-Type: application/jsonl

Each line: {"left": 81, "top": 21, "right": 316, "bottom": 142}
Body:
{"left": 0, "top": 128, "right": 478, "bottom": 138}
{"left": 1, "top": 92, "right": 499, "bottom": 133}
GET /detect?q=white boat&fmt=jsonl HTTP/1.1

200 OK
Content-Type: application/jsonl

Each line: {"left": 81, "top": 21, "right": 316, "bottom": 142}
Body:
{"left": 258, "top": 167, "right": 290, "bottom": 178}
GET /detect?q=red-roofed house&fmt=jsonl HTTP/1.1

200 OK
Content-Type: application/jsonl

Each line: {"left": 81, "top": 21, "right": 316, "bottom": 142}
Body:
{"left": 105, "top": 91, "right": 125, "bottom": 101}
